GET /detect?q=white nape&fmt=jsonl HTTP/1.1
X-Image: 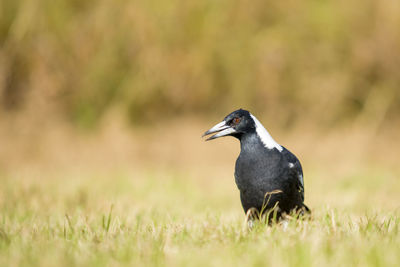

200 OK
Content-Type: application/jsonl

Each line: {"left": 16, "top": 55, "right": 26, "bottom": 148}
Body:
{"left": 250, "top": 114, "right": 283, "bottom": 152}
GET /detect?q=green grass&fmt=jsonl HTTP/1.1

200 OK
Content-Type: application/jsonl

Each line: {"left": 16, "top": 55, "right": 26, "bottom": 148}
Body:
{"left": 0, "top": 168, "right": 399, "bottom": 267}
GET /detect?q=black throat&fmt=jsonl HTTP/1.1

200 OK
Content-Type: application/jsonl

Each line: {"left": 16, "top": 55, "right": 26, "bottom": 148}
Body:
{"left": 239, "top": 131, "right": 266, "bottom": 153}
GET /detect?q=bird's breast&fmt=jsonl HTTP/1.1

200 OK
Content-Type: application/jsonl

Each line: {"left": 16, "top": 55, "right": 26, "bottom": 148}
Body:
{"left": 234, "top": 148, "right": 285, "bottom": 192}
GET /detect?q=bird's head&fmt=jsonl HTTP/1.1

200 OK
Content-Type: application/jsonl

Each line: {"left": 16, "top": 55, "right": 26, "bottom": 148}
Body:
{"left": 202, "top": 109, "right": 256, "bottom": 141}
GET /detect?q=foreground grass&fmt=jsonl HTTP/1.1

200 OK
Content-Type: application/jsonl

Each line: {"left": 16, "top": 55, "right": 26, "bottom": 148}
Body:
{"left": 0, "top": 169, "right": 399, "bottom": 267}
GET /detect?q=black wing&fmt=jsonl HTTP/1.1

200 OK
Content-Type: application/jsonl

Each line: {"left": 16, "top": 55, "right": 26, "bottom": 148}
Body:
{"left": 281, "top": 147, "right": 304, "bottom": 202}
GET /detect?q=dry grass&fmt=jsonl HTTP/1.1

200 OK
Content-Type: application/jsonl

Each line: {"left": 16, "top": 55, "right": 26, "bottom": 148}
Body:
{"left": 0, "top": 118, "right": 399, "bottom": 266}
{"left": 0, "top": 166, "right": 399, "bottom": 267}
{"left": 1, "top": 0, "right": 400, "bottom": 265}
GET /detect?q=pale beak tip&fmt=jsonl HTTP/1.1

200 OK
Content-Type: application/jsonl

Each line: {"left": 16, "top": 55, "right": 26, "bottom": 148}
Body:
{"left": 201, "top": 131, "right": 210, "bottom": 138}
{"left": 202, "top": 120, "right": 229, "bottom": 141}
{"left": 204, "top": 135, "right": 215, "bottom": 141}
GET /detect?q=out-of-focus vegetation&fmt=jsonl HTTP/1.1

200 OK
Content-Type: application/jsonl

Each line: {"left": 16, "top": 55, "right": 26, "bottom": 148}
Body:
{"left": 1, "top": 0, "right": 399, "bottom": 128}
{"left": 1, "top": 1, "right": 400, "bottom": 266}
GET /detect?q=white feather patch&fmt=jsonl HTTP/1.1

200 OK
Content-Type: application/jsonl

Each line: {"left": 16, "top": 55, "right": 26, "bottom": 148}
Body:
{"left": 250, "top": 114, "right": 283, "bottom": 152}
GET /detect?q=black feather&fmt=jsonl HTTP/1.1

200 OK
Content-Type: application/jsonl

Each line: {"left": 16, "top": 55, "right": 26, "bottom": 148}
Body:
{"left": 204, "top": 109, "right": 310, "bottom": 221}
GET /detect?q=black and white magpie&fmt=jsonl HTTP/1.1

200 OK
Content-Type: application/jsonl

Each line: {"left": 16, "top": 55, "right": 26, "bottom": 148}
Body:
{"left": 203, "top": 109, "right": 309, "bottom": 222}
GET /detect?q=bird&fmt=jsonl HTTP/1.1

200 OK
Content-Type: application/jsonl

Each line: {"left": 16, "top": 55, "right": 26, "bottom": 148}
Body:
{"left": 202, "top": 109, "right": 309, "bottom": 224}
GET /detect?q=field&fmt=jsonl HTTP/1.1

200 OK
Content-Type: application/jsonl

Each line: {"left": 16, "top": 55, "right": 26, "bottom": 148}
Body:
{"left": 1, "top": 120, "right": 399, "bottom": 267}
{"left": 1, "top": 0, "right": 400, "bottom": 266}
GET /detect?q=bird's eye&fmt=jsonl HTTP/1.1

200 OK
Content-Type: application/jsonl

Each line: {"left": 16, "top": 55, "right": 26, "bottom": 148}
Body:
{"left": 233, "top": 117, "right": 241, "bottom": 124}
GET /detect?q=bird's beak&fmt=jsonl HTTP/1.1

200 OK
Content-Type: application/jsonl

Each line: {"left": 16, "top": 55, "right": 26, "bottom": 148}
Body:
{"left": 202, "top": 121, "right": 236, "bottom": 141}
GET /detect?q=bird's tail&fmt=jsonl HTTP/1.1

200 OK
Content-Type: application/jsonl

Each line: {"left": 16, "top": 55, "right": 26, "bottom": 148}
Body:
{"left": 302, "top": 203, "right": 311, "bottom": 214}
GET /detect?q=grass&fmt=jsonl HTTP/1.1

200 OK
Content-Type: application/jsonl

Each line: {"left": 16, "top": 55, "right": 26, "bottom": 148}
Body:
{"left": 1, "top": 166, "right": 399, "bottom": 267}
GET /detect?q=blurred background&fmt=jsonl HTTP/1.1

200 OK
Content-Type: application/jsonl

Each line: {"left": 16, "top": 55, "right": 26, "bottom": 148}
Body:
{"left": 0, "top": 0, "right": 400, "bottom": 212}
